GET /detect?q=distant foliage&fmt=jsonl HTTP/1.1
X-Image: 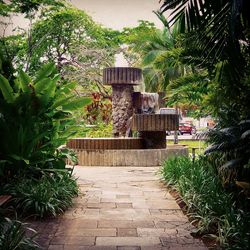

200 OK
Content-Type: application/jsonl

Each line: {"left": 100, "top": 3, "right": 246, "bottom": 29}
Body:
{"left": 85, "top": 92, "right": 112, "bottom": 125}
{"left": 1, "top": 3, "right": 121, "bottom": 96}
{"left": 86, "top": 123, "right": 113, "bottom": 138}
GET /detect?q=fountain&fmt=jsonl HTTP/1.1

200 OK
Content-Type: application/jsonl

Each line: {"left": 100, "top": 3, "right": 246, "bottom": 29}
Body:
{"left": 66, "top": 67, "right": 188, "bottom": 166}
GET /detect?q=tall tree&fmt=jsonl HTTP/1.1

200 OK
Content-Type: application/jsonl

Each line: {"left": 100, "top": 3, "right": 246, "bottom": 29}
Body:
{"left": 160, "top": 0, "right": 250, "bottom": 125}
{"left": 1, "top": 5, "right": 121, "bottom": 96}
{"left": 121, "top": 14, "right": 190, "bottom": 92}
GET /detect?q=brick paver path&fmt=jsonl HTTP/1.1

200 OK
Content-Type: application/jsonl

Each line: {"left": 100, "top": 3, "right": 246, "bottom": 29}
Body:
{"left": 32, "top": 167, "right": 207, "bottom": 250}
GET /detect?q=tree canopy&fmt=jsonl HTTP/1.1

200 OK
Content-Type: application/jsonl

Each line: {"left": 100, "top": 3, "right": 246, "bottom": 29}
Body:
{"left": 160, "top": 0, "right": 250, "bottom": 125}
{"left": 0, "top": 2, "right": 121, "bottom": 96}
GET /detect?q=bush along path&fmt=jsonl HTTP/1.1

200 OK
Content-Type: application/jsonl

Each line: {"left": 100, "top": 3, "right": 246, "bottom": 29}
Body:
{"left": 0, "top": 63, "right": 91, "bottom": 249}
{"left": 28, "top": 166, "right": 207, "bottom": 250}
{"left": 161, "top": 156, "right": 250, "bottom": 250}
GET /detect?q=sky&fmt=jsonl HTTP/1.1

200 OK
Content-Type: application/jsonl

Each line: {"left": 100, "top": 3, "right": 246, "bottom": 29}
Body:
{"left": 69, "top": 0, "right": 163, "bottom": 30}
{"left": 0, "top": 0, "right": 164, "bottom": 37}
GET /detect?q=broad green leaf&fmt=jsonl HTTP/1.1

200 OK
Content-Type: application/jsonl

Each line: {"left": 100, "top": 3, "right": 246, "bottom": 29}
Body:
{"left": 19, "top": 70, "right": 32, "bottom": 93}
{"left": 55, "top": 82, "right": 76, "bottom": 96}
{"left": 53, "top": 111, "right": 72, "bottom": 120}
{"left": 34, "top": 78, "right": 51, "bottom": 93}
{"left": 0, "top": 74, "right": 15, "bottom": 103}
{"left": 34, "top": 63, "right": 56, "bottom": 83}
{"left": 13, "top": 79, "right": 20, "bottom": 92}
{"left": 51, "top": 95, "right": 73, "bottom": 109}
{"left": 9, "top": 154, "right": 30, "bottom": 164}
{"left": 62, "top": 97, "right": 91, "bottom": 111}
{"left": 46, "top": 78, "right": 57, "bottom": 98}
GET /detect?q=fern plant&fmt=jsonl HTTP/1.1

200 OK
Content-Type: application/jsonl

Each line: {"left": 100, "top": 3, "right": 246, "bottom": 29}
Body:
{"left": 0, "top": 63, "right": 91, "bottom": 180}
{"left": 205, "top": 120, "right": 250, "bottom": 193}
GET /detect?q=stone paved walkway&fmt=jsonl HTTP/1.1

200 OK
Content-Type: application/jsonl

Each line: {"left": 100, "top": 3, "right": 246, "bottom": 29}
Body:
{"left": 32, "top": 167, "right": 207, "bottom": 250}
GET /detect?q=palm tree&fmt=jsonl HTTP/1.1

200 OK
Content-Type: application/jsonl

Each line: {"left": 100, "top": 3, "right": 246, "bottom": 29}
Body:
{"left": 160, "top": 0, "right": 250, "bottom": 81}
{"left": 131, "top": 12, "right": 190, "bottom": 92}
{"left": 160, "top": 0, "right": 250, "bottom": 125}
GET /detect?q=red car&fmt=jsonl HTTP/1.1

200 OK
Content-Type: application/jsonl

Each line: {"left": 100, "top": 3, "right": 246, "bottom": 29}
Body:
{"left": 178, "top": 123, "right": 196, "bottom": 135}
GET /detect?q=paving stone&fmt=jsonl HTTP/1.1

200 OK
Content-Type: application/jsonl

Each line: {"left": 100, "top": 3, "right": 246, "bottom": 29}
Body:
{"left": 150, "top": 213, "right": 187, "bottom": 222}
{"left": 118, "top": 228, "right": 138, "bottom": 237}
{"left": 87, "top": 247, "right": 117, "bottom": 250}
{"left": 48, "top": 245, "right": 63, "bottom": 250}
{"left": 147, "top": 201, "right": 180, "bottom": 210}
{"left": 98, "top": 220, "right": 155, "bottom": 229}
{"left": 64, "top": 245, "right": 116, "bottom": 250}
{"left": 83, "top": 209, "right": 100, "bottom": 215}
{"left": 50, "top": 236, "right": 95, "bottom": 245}
{"left": 117, "top": 247, "right": 141, "bottom": 250}
{"left": 101, "top": 198, "right": 117, "bottom": 202}
{"left": 56, "top": 228, "right": 116, "bottom": 237}
{"left": 116, "top": 203, "right": 133, "bottom": 208}
{"left": 167, "top": 245, "right": 208, "bottom": 250}
{"left": 137, "top": 228, "right": 166, "bottom": 237}
{"left": 28, "top": 167, "right": 207, "bottom": 250}
{"left": 154, "top": 221, "right": 190, "bottom": 229}
{"left": 59, "top": 219, "right": 98, "bottom": 229}
{"left": 96, "top": 236, "right": 161, "bottom": 246}
{"left": 141, "top": 247, "right": 169, "bottom": 250}
{"left": 98, "top": 208, "right": 150, "bottom": 220}
{"left": 98, "top": 220, "right": 134, "bottom": 228}
{"left": 63, "top": 245, "right": 83, "bottom": 250}
{"left": 116, "top": 195, "right": 131, "bottom": 199}
{"left": 86, "top": 198, "right": 101, "bottom": 203}
{"left": 132, "top": 201, "right": 149, "bottom": 208}
{"left": 87, "top": 202, "right": 116, "bottom": 208}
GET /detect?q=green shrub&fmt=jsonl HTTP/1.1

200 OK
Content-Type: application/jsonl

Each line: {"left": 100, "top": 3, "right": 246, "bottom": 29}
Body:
{"left": 205, "top": 120, "right": 250, "bottom": 193}
{"left": 86, "top": 122, "right": 113, "bottom": 138}
{"left": 0, "top": 63, "right": 91, "bottom": 181}
{"left": 0, "top": 217, "right": 39, "bottom": 250}
{"left": 4, "top": 172, "right": 78, "bottom": 218}
{"left": 161, "top": 156, "right": 250, "bottom": 249}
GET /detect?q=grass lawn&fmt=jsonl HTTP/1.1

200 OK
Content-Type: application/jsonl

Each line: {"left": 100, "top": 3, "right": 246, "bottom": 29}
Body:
{"left": 167, "top": 140, "right": 207, "bottom": 154}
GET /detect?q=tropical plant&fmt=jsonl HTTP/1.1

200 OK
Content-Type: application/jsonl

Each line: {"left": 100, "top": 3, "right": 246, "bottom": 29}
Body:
{"left": 160, "top": 0, "right": 250, "bottom": 125}
{"left": 0, "top": 63, "right": 91, "bottom": 180}
{"left": 122, "top": 14, "right": 189, "bottom": 92}
{"left": 205, "top": 120, "right": 250, "bottom": 193}
{"left": 160, "top": 0, "right": 250, "bottom": 60}
{"left": 3, "top": 172, "right": 78, "bottom": 218}
{"left": 161, "top": 156, "right": 250, "bottom": 249}
{"left": 85, "top": 92, "right": 112, "bottom": 125}
{"left": 0, "top": 217, "right": 39, "bottom": 250}
{"left": 121, "top": 20, "right": 158, "bottom": 66}
{"left": 166, "top": 72, "right": 210, "bottom": 118}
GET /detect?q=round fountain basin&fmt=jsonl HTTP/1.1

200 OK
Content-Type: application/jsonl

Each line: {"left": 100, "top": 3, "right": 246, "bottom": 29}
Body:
{"left": 67, "top": 138, "right": 143, "bottom": 150}
{"left": 67, "top": 145, "right": 188, "bottom": 166}
{"left": 132, "top": 114, "right": 179, "bottom": 131}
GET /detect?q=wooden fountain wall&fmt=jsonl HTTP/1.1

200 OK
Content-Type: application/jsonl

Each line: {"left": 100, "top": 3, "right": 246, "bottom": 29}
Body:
{"left": 66, "top": 114, "right": 188, "bottom": 166}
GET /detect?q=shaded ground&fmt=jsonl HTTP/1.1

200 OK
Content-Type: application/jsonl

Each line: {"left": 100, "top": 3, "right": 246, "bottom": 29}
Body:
{"left": 30, "top": 166, "right": 207, "bottom": 250}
